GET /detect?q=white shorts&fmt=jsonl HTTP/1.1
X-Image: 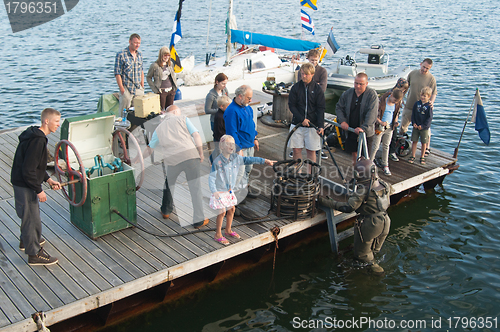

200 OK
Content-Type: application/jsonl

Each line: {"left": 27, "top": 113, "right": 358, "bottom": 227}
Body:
{"left": 288, "top": 125, "right": 321, "bottom": 151}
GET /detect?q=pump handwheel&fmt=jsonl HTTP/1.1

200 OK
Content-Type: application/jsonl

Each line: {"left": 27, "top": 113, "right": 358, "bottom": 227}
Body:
{"left": 112, "top": 127, "right": 145, "bottom": 191}
{"left": 54, "top": 140, "right": 88, "bottom": 207}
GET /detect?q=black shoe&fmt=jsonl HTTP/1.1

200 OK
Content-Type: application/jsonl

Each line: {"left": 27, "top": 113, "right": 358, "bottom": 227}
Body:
{"left": 28, "top": 247, "right": 58, "bottom": 266}
{"left": 320, "top": 151, "right": 328, "bottom": 159}
{"left": 288, "top": 151, "right": 293, "bottom": 158}
{"left": 20, "top": 238, "right": 46, "bottom": 251}
{"left": 193, "top": 219, "right": 209, "bottom": 229}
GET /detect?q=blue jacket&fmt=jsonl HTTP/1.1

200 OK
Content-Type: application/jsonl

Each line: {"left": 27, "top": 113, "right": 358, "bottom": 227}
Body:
{"left": 411, "top": 100, "right": 433, "bottom": 130}
{"left": 209, "top": 153, "right": 265, "bottom": 193}
{"left": 223, "top": 99, "right": 258, "bottom": 150}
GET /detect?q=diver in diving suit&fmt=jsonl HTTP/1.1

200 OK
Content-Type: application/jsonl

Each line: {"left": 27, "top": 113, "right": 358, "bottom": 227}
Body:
{"left": 319, "top": 159, "right": 393, "bottom": 274}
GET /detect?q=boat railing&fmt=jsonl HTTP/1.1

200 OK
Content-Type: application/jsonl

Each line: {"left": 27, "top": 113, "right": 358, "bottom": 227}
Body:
{"left": 324, "top": 118, "right": 369, "bottom": 160}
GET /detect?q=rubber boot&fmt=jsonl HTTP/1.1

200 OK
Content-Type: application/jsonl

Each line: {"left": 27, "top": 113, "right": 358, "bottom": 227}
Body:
{"left": 370, "top": 263, "right": 385, "bottom": 276}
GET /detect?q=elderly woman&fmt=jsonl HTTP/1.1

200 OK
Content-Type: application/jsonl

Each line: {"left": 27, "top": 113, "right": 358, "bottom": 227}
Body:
{"left": 205, "top": 73, "right": 229, "bottom": 130}
{"left": 147, "top": 46, "right": 178, "bottom": 111}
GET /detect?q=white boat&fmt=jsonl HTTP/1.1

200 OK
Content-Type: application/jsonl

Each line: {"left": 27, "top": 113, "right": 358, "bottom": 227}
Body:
{"left": 326, "top": 45, "right": 411, "bottom": 97}
{"left": 177, "top": 0, "right": 320, "bottom": 101}
{"left": 178, "top": 47, "right": 297, "bottom": 101}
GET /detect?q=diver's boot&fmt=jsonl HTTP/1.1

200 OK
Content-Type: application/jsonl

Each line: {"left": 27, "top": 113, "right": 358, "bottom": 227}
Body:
{"left": 370, "top": 263, "right": 385, "bottom": 276}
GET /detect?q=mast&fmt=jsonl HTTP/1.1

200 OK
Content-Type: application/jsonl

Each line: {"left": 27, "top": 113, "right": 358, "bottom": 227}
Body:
{"left": 225, "top": 0, "right": 233, "bottom": 65}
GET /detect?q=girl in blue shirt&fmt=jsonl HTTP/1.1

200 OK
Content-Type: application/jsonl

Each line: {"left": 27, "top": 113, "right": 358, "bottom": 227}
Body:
{"left": 209, "top": 135, "right": 275, "bottom": 245}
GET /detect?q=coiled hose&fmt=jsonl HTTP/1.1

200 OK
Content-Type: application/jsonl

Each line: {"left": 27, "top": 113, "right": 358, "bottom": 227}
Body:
{"left": 270, "top": 159, "right": 321, "bottom": 220}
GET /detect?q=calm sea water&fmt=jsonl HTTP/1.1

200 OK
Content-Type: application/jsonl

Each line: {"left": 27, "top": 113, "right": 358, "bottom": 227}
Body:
{"left": 2, "top": 0, "right": 499, "bottom": 331}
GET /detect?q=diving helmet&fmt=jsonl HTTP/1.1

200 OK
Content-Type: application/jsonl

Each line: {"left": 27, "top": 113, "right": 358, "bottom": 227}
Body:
{"left": 353, "top": 158, "right": 377, "bottom": 181}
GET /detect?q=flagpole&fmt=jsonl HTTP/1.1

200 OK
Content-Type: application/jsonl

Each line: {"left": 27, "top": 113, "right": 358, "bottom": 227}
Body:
{"left": 453, "top": 89, "right": 477, "bottom": 158}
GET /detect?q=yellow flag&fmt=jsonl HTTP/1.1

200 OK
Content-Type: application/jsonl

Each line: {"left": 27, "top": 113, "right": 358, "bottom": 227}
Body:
{"left": 300, "top": 0, "right": 318, "bottom": 10}
{"left": 170, "top": 46, "right": 183, "bottom": 73}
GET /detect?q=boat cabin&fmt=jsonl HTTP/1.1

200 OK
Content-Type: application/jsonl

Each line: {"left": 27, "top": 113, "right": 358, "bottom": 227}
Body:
{"left": 337, "top": 45, "right": 390, "bottom": 77}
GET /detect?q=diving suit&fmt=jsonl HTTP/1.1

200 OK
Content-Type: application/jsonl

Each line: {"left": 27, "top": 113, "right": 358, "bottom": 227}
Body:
{"left": 319, "top": 159, "right": 393, "bottom": 274}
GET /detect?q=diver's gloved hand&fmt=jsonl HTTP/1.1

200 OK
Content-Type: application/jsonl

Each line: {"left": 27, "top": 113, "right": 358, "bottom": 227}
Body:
{"left": 318, "top": 196, "right": 337, "bottom": 209}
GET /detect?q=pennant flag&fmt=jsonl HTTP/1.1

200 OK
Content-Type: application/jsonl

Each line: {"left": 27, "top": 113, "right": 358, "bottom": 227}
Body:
{"left": 300, "top": 0, "right": 318, "bottom": 10}
{"left": 470, "top": 89, "right": 490, "bottom": 145}
{"left": 326, "top": 28, "right": 340, "bottom": 54}
{"left": 301, "top": 9, "right": 315, "bottom": 35}
{"left": 170, "top": 0, "right": 184, "bottom": 73}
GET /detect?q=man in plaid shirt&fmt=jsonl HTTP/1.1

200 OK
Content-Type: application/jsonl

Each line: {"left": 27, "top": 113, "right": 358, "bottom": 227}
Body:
{"left": 114, "top": 33, "right": 145, "bottom": 114}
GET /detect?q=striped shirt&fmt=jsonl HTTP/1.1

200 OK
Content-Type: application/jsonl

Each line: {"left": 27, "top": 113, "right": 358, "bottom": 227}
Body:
{"left": 114, "top": 47, "right": 143, "bottom": 94}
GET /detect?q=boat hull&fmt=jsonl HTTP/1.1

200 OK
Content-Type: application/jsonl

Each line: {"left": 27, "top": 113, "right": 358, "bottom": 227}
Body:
{"left": 327, "top": 65, "right": 411, "bottom": 97}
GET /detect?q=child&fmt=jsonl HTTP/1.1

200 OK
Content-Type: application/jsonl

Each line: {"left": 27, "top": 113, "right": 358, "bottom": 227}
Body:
{"left": 409, "top": 87, "right": 433, "bottom": 164}
{"left": 209, "top": 95, "right": 232, "bottom": 164}
{"left": 209, "top": 135, "right": 276, "bottom": 245}
{"left": 370, "top": 88, "right": 404, "bottom": 175}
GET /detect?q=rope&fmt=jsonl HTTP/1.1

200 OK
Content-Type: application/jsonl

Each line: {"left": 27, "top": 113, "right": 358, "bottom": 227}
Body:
{"left": 32, "top": 312, "right": 50, "bottom": 332}
{"left": 268, "top": 226, "right": 280, "bottom": 291}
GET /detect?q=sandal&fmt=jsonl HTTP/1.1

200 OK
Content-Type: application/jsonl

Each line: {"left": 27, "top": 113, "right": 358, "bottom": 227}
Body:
{"left": 214, "top": 236, "right": 230, "bottom": 245}
{"left": 420, "top": 157, "right": 426, "bottom": 165}
{"left": 225, "top": 231, "right": 241, "bottom": 239}
{"left": 408, "top": 156, "right": 415, "bottom": 164}
{"left": 424, "top": 148, "right": 430, "bottom": 157}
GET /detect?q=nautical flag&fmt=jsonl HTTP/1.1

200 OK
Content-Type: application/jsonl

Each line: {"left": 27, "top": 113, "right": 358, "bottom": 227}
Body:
{"left": 326, "top": 28, "right": 340, "bottom": 54}
{"left": 301, "top": 10, "right": 315, "bottom": 35}
{"left": 470, "top": 89, "right": 490, "bottom": 145}
{"left": 170, "top": 0, "right": 184, "bottom": 73}
{"left": 300, "top": 0, "right": 318, "bottom": 10}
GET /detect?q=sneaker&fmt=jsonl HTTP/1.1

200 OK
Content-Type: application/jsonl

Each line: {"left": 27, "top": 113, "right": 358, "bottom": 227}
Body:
{"left": 20, "top": 238, "right": 46, "bottom": 251}
{"left": 193, "top": 219, "right": 209, "bottom": 229}
{"left": 321, "top": 151, "right": 328, "bottom": 159}
{"left": 28, "top": 247, "right": 58, "bottom": 266}
{"left": 382, "top": 166, "right": 392, "bottom": 176}
{"left": 389, "top": 152, "right": 399, "bottom": 162}
{"left": 288, "top": 151, "right": 293, "bottom": 158}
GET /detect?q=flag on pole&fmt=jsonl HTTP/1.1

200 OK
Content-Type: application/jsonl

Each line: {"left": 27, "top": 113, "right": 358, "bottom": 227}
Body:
{"left": 300, "top": 0, "right": 318, "bottom": 10}
{"left": 470, "top": 89, "right": 490, "bottom": 145}
{"left": 170, "top": 0, "right": 184, "bottom": 73}
{"left": 325, "top": 28, "right": 340, "bottom": 54}
{"left": 300, "top": 9, "right": 315, "bottom": 35}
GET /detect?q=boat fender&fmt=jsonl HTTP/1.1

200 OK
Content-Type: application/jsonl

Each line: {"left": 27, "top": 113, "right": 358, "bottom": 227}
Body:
{"left": 174, "top": 89, "right": 182, "bottom": 101}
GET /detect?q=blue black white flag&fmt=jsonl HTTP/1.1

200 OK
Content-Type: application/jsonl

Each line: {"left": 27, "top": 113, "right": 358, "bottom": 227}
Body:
{"left": 470, "top": 89, "right": 490, "bottom": 145}
{"left": 301, "top": 9, "right": 315, "bottom": 35}
{"left": 170, "top": 0, "right": 184, "bottom": 73}
{"left": 326, "top": 28, "right": 340, "bottom": 54}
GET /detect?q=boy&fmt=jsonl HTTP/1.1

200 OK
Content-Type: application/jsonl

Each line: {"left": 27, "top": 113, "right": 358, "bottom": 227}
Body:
{"left": 11, "top": 108, "right": 62, "bottom": 265}
{"left": 210, "top": 95, "right": 232, "bottom": 164}
{"left": 409, "top": 87, "right": 433, "bottom": 164}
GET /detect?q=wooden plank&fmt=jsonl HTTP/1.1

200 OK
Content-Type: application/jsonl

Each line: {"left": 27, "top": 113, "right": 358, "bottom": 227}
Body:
{"left": 134, "top": 206, "right": 198, "bottom": 262}
{"left": 0, "top": 212, "right": 328, "bottom": 332}
{"left": 136, "top": 190, "right": 210, "bottom": 257}
{"left": 46, "top": 191, "right": 134, "bottom": 286}
{"left": 0, "top": 217, "right": 57, "bottom": 313}
{"left": 0, "top": 260, "right": 36, "bottom": 324}
{"left": 0, "top": 201, "right": 82, "bottom": 305}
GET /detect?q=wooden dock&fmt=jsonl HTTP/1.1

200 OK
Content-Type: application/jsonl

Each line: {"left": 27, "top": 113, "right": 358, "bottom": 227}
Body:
{"left": 0, "top": 90, "right": 458, "bottom": 331}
